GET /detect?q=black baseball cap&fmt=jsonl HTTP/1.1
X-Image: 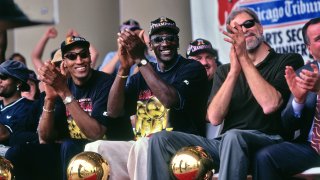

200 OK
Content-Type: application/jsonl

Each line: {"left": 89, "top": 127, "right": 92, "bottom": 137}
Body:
{"left": 186, "top": 38, "right": 217, "bottom": 58}
{"left": 60, "top": 36, "right": 90, "bottom": 56}
{"left": 149, "top": 17, "right": 180, "bottom": 36}
{"left": 120, "top": 19, "right": 142, "bottom": 32}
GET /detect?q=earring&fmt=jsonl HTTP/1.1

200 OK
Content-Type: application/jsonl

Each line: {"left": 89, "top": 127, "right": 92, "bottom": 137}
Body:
{"left": 16, "top": 86, "right": 20, "bottom": 91}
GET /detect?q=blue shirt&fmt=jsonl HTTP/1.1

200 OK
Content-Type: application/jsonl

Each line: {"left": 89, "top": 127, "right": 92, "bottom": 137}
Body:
{"left": 0, "top": 97, "right": 35, "bottom": 145}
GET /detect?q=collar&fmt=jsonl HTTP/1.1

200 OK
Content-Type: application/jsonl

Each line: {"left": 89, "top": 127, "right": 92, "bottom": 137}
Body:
{"left": 255, "top": 48, "right": 275, "bottom": 67}
{"left": 1, "top": 97, "right": 25, "bottom": 111}
{"left": 156, "top": 55, "right": 181, "bottom": 73}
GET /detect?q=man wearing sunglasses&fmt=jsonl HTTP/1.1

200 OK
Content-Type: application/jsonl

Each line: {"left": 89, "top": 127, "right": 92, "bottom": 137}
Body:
{"left": 147, "top": 8, "right": 305, "bottom": 180}
{"left": 4, "top": 36, "right": 133, "bottom": 180}
{"left": 85, "top": 17, "right": 209, "bottom": 180}
{"left": 0, "top": 60, "right": 38, "bottom": 147}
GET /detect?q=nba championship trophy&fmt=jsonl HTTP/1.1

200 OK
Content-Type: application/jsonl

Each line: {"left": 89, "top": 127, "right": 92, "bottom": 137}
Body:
{"left": 135, "top": 96, "right": 171, "bottom": 139}
{"left": 170, "top": 146, "right": 215, "bottom": 180}
{"left": 0, "top": 156, "right": 13, "bottom": 180}
{"left": 67, "top": 151, "right": 110, "bottom": 180}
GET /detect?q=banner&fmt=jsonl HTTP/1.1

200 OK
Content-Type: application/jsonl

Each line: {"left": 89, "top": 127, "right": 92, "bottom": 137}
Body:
{"left": 190, "top": 0, "right": 320, "bottom": 64}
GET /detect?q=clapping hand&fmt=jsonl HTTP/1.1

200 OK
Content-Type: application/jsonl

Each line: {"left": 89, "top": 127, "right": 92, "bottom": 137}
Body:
{"left": 38, "top": 60, "right": 68, "bottom": 98}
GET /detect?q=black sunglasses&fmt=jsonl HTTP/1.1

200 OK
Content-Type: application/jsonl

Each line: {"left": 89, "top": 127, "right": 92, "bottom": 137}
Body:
{"left": 0, "top": 74, "right": 9, "bottom": 80}
{"left": 151, "top": 35, "right": 177, "bottom": 44}
{"left": 237, "top": 19, "right": 256, "bottom": 29}
{"left": 64, "top": 51, "right": 89, "bottom": 61}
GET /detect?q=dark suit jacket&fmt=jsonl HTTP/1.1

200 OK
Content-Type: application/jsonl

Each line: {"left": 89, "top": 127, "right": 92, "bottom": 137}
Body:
{"left": 281, "top": 61, "right": 318, "bottom": 142}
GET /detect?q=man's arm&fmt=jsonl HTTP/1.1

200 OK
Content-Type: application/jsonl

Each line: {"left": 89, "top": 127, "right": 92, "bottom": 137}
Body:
{"left": 239, "top": 55, "right": 283, "bottom": 114}
{"left": 38, "top": 96, "right": 57, "bottom": 143}
{"left": 59, "top": 89, "right": 106, "bottom": 140}
{"left": 207, "top": 71, "right": 238, "bottom": 125}
{"left": 107, "top": 34, "right": 134, "bottom": 117}
{"left": 239, "top": 52, "right": 304, "bottom": 114}
{"left": 31, "top": 27, "right": 57, "bottom": 73}
{"left": 207, "top": 46, "right": 241, "bottom": 125}
{"left": 281, "top": 95, "right": 306, "bottom": 132}
{"left": 89, "top": 44, "right": 99, "bottom": 68}
{"left": 107, "top": 67, "right": 128, "bottom": 117}
{"left": 138, "top": 64, "right": 179, "bottom": 108}
{"left": 101, "top": 52, "right": 119, "bottom": 74}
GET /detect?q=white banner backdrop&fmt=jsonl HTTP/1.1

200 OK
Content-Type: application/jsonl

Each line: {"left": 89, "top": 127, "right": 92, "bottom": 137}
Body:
{"left": 190, "top": 0, "right": 320, "bottom": 64}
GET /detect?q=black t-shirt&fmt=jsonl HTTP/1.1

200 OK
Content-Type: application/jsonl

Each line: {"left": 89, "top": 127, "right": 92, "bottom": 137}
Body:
{"left": 125, "top": 55, "right": 209, "bottom": 137}
{"left": 211, "top": 49, "right": 304, "bottom": 138}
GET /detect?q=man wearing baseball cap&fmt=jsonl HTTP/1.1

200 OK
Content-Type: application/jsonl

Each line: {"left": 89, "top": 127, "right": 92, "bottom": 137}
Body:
{"left": 85, "top": 17, "right": 208, "bottom": 180}
{"left": 0, "top": 60, "right": 36, "bottom": 146}
{"left": 186, "top": 38, "right": 223, "bottom": 140}
{"left": 186, "top": 38, "right": 221, "bottom": 81}
{"left": 120, "top": 19, "right": 142, "bottom": 32}
{"left": 5, "top": 36, "right": 131, "bottom": 180}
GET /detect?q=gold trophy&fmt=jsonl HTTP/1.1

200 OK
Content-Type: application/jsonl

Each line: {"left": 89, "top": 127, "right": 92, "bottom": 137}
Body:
{"left": 135, "top": 96, "right": 170, "bottom": 139}
{"left": 67, "top": 151, "right": 110, "bottom": 180}
{"left": 0, "top": 156, "right": 13, "bottom": 180}
{"left": 170, "top": 146, "right": 215, "bottom": 180}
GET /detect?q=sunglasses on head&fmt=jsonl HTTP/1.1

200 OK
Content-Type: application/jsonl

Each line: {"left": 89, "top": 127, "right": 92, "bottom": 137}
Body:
{"left": 236, "top": 19, "right": 256, "bottom": 29}
{"left": 0, "top": 74, "right": 9, "bottom": 80}
{"left": 151, "top": 34, "right": 177, "bottom": 44}
{"left": 64, "top": 51, "right": 89, "bottom": 61}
